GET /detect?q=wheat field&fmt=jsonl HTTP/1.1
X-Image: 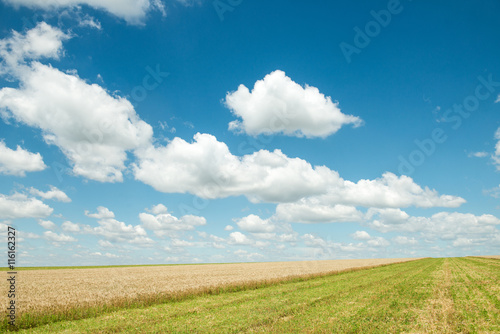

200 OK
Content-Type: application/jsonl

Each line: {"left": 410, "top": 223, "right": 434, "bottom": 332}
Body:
{"left": 476, "top": 255, "right": 500, "bottom": 259}
{"left": 11, "top": 257, "right": 500, "bottom": 333}
{"left": 3, "top": 258, "right": 418, "bottom": 318}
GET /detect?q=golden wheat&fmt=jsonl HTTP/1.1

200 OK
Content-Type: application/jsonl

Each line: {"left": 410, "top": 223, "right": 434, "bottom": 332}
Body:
{"left": 475, "top": 255, "right": 500, "bottom": 259}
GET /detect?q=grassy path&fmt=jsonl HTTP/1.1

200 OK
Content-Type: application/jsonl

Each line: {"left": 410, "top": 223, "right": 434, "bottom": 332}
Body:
{"left": 14, "top": 257, "right": 500, "bottom": 333}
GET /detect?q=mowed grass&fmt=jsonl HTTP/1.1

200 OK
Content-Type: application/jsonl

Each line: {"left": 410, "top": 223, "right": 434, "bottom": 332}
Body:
{"left": 10, "top": 257, "right": 500, "bottom": 333}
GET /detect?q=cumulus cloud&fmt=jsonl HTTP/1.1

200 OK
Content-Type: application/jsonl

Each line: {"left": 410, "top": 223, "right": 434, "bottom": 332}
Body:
{"left": 38, "top": 219, "right": 56, "bottom": 230}
{"left": 0, "top": 22, "right": 68, "bottom": 70}
{"left": 134, "top": 133, "right": 463, "bottom": 208}
{"left": 171, "top": 239, "right": 194, "bottom": 247}
{"left": 321, "top": 173, "right": 466, "bottom": 209}
{"left": 351, "top": 230, "right": 371, "bottom": 240}
{"left": 0, "top": 24, "right": 153, "bottom": 182}
{"left": 493, "top": 127, "right": 500, "bottom": 170}
{"left": 30, "top": 186, "right": 71, "bottom": 202}
{"left": 85, "top": 206, "right": 115, "bottom": 219}
{"left": 0, "top": 141, "right": 47, "bottom": 176}
{"left": 468, "top": 151, "right": 489, "bottom": 158}
{"left": 367, "top": 209, "right": 500, "bottom": 241}
{"left": 1, "top": 0, "right": 166, "bottom": 25}
{"left": 235, "top": 214, "right": 276, "bottom": 233}
{"left": 147, "top": 204, "right": 169, "bottom": 215}
{"left": 44, "top": 230, "right": 76, "bottom": 243}
{"left": 350, "top": 231, "right": 388, "bottom": 247}
{"left": 98, "top": 240, "right": 114, "bottom": 248}
{"left": 228, "top": 231, "right": 253, "bottom": 245}
{"left": 367, "top": 237, "right": 390, "bottom": 247}
{"left": 90, "top": 251, "right": 119, "bottom": 258}
{"left": 392, "top": 236, "right": 418, "bottom": 245}
{"left": 0, "top": 193, "right": 53, "bottom": 219}
{"left": 133, "top": 133, "right": 339, "bottom": 203}
{"left": 225, "top": 70, "right": 362, "bottom": 138}
{"left": 62, "top": 221, "right": 80, "bottom": 232}
{"left": 139, "top": 205, "right": 206, "bottom": 235}
{"left": 302, "top": 233, "right": 328, "bottom": 248}
{"left": 276, "top": 202, "right": 363, "bottom": 223}
{"left": 84, "top": 206, "right": 153, "bottom": 243}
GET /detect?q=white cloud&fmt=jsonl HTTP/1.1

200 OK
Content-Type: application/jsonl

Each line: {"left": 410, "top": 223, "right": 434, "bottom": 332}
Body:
{"left": 367, "top": 237, "right": 390, "bottom": 247}
{"left": 0, "top": 63, "right": 153, "bottom": 182}
{"left": 302, "top": 233, "right": 328, "bottom": 248}
{"left": 78, "top": 16, "right": 102, "bottom": 30}
{"left": 85, "top": 206, "right": 115, "bottom": 219}
{"left": 134, "top": 134, "right": 464, "bottom": 208}
{"left": 98, "top": 240, "right": 114, "bottom": 248}
{"left": 148, "top": 204, "right": 168, "bottom": 215}
{"left": 197, "top": 231, "right": 225, "bottom": 243}
{"left": 44, "top": 230, "right": 76, "bottom": 243}
{"left": 0, "top": 193, "right": 53, "bottom": 219}
{"left": 30, "top": 186, "right": 71, "bottom": 202}
{"left": 276, "top": 202, "right": 363, "bottom": 223}
{"left": 350, "top": 231, "right": 389, "bottom": 247}
{"left": 90, "top": 251, "right": 119, "bottom": 258}
{"left": 468, "top": 151, "right": 489, "bottom": 158}
{"left": 38, "top": 219, "right": 56, "bottom": 230}
{"left": 62, "top": 221, "right": 80, "bottom": 232}
{"left": 393, "top": 236, "right": 418, "bottom": 245}
{"left": 0, "top": 141, "right": 46, "bottom": 176}
{"left": 133, "top": 133, "right": 465, "bottom": 207}
{"left": 367, "top": 209, "right": 500, "bottom": 241}
{"left": 320, "top": 173, "right": 465, "bottom": 209}
{"left": 0, "top": 24, "right": 153, "bottom": 182}
{"left": 224, "top": 225, "right": 234, "bottom": 231}
{"left": 494, "top": 128, "right": 500, "bottom": 152}
{"left": 0, "top": 221, "right": 8, "bottom": 233}
{"left": 0, "top": 22, "right": 68, "bottom": 70}
{"left": 139, "top": 205, "right": 206, "bottom": 234}
{"left": 171, "top": 239, "right": 194, "bottom": 247}
{"left": 24, "top": 232, "right": 41, "bottom": 239}
{"left": 452, "top": 238, "right": 474, "bottom": 247}
{"left": 484, "top": 185, "right": 500, "bottom": 199}
{"left": 228, "top": 231, "right": 253, "bottom": 245}
{"left": 133, "top": 133, "right": 339, "bottom": 203}
{"left": 493, "top": 128, "right": 500, "bottom": 170}
{"left": 351, "top": 230, "right": 371, "bottom": 240}
{"left": 277, "top": 233, "right": 298, "bottom": 243}
{"left": 225, "top": 70, "right": 362, "bottom": 138}
{"left": 234, "top": 250, "right": 264, "bottom": 261}
{"left": 1, "top": 0, "right": 166, "bottom": 25}
{"left": 235, "top": 214, "right": 275, "bottom": 233}
{"left": 84, "top": 207, "right": 153, "bottom": 243}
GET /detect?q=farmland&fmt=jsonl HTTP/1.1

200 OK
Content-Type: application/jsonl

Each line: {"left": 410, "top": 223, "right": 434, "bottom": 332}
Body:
{"left": 476, "top": 255, "right": 500, "bottom": 259}
{"left": 4, "top": 257, "right": 500, "bottom": 332}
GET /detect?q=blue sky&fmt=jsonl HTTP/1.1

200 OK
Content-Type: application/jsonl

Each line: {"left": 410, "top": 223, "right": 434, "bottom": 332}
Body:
{"left": 0, "top": 0, "right": 499, "bottom": 266}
